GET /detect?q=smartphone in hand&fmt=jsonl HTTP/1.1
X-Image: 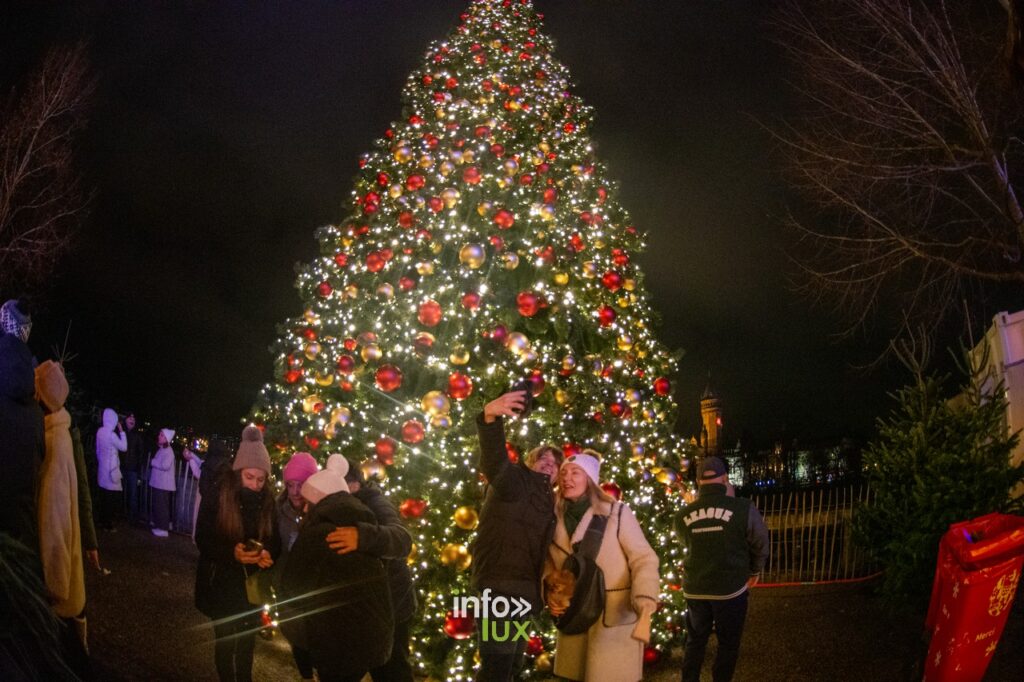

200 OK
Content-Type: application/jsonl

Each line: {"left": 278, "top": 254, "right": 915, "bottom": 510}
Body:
{"left": 509, "top": 379, "right": 534, "bottom": 418}
{"left": 243, "top": 539, "right": 263, "bottom": 553}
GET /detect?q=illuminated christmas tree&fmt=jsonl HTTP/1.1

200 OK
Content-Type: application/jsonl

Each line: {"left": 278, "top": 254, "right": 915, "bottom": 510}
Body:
{"left": 250, "top": 0, "right": 688, "bottom": 677}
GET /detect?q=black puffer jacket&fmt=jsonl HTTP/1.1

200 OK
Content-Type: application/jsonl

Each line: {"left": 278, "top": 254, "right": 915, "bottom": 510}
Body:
{"left": 470, "top": 414, "right": 556, "bottom": 614}
{"left": 352, "top": 486, "right": 417, "bottom": 623}
{"left": 279, "top": 492, "right": 393, "bottom": 678}
{"left": 194, "top": 487, "right": 280, "bottom": 619}
{"left": 0, "top": 334, "right": 44, "bottom": 551}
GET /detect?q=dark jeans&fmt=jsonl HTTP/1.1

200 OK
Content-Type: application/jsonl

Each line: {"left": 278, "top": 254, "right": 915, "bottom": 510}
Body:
{"left": 212, "top": 614, "right": 259, "bottom": 682}
{"left": 150, "top": 488, "right": 172, "bottom": 531}
{"left": 370, "top": 617, "right": 413, "bottom": 682}
{"left": 97, "top": 489, "right": 122, "bottom": 529}
{"left": 124, "top": 471, "right": 141, "bottom": 521}
{"left": 681, "top": 591, "right": 750, "bottom": 682}
{"left": 475, "top": 601, "right": 529, "bottom": 682}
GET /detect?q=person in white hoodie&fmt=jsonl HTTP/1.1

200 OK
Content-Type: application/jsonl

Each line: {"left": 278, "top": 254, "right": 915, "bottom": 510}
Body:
{"left": 94, "top": 408, "right": 127, "bottom": 530}
{"left": 149, "top": 429, "right": 177, "bottom": 537}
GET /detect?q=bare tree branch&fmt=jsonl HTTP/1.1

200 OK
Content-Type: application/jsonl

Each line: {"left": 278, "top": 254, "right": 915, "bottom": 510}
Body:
{"left": 773, "top": 0, "right": 1024, "bottom": 351}
{"left": 0, "top": 42, "right": 95, "bottom": 297}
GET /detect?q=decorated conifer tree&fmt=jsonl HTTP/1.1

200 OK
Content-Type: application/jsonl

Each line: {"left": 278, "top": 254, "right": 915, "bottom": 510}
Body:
{"left": 250, "top": 0, "right": 688, "bottom": 678}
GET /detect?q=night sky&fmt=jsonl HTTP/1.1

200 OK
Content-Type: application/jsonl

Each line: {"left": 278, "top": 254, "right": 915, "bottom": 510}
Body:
{"left": 2, "top": 0, "right": 902, "bottom": 443}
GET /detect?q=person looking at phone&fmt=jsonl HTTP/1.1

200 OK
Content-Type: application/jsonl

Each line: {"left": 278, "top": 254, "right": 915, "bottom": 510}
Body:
{"left": 471, "top": 389, "right": 562, "bottom": 681}
{"left": 194, "top": 425, "right": 280, "bottom": 682}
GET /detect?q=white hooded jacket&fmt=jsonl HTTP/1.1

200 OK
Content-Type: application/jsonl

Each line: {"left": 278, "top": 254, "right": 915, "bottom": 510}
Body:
{"left": 95, "top": 408, "right": 127, "bottom": 491}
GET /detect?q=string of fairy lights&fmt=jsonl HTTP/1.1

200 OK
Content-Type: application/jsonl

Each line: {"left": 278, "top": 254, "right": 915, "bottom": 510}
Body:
{"left": 250, "top": 0, "right": 690, "bottom": 678}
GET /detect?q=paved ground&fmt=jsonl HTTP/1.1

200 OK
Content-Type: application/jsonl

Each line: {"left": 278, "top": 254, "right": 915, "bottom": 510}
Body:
{"left": 84, "top": 524, "right": 1022, "bottom": 681}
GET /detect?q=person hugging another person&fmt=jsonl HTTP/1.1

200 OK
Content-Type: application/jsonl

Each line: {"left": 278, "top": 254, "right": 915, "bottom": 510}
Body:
{"left": 544, "top": 450, "right": 660, "bottom": 682}
{"left": 278, "top": 454, "right": 393, "bottom": 682}
{"left": 148, "top": 429, "right": 177, "bottom": 537}
{"left": 194, "top": 426, "right": 279, "bottom": 682}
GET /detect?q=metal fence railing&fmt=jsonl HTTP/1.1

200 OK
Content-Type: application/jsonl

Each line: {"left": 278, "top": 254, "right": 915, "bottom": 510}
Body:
{"left": 750, "top": 483, "right": 879, "bottom": 584}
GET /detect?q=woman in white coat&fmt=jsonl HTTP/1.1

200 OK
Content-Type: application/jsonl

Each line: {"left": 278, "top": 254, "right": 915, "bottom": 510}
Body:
{"left": 94, "top": 408, "right": 127, "bottom": 530}
{"left": 545, "top": 451, "right": 659, "bottom": 682}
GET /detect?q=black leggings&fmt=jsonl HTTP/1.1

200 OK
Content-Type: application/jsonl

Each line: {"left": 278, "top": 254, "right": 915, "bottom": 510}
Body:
{"left": 212, "top": 613, "right": 259, "bottom": 682}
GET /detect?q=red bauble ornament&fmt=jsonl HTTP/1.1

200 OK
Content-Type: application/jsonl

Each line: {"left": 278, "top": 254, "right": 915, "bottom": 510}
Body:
{"left": 490, "top": 324, "right": 509, "bottom": 344}
{"left": 517, "top": 291, "right": 543, "bottom": 317}
{"left": 525, "top": 635, "right": 544, "bottom": 656}
{"left": 493, "top": 208, "right": 515, "bottom": 229}
{"left": 654, "top": 377, "right": 671, "bottom": 396}
{"left": 463, "top": 166, "right": 482, "bottom": 184}
{"left": 569, "top": 233, "right": 584, "bottom": 252}
{"left": 474, "top": 125, "right": 490, "bottom": 138}
{"left": 527, "top": 370, "right": 545, "bottom": 396}
{"left": 376, "top": 172, "right": 389, "bottom": 186}
{"left": 428, "top": 196, "right": 444, "bottom": 213}
{"left": 284, "top": 369, "right": 302, "bottom": 384}
{"left": 399, "top": 498, "right": 427, "bottom": 519}
{"left": 343, "top": 337, "right": 357, "bottom": 351}
{"left": 601, "top": 271, "right": 623, "bottom": 292}
{"left": 506, "top": 442, "right": 519, "bottom": 464}
{"left": 597, "top": 305, "right": 616, "bottom": 327}
{"left": 601, "top": 482, "right": 622, "bottom": 500}
{"left": 643, "top": 646, "right": 661, "bottom": 665}
{"left": 461, "top": 291, "right": 481, "bottom": 310}
{"left": 405, "top": 174, "right": 425, "bottom": 191}
{"left": 612, "top": 248, "right": 630, "bottom": 267}
{"left": 375, "top": 437, "right": 397, "bottom": 466}
{"left": 542, "top": 187, "right": 557, "bottom": 204}
{"left": 374, "top": 365, "right": 403, "bottom": 392}
{"left": 609, "top": 402, "right": 624, "bottom": 418}
{"left": 366, "top": 251, "right": 387, "bottom": 273}
{"left": 443, "top": 611, "right": 475, "bottom": 640}
{"left": 398, "top": 211, "right": 416, "bottom": 229}
{"left": 489, "top": 235, "right": 504, "bottom": 251}
{"left": 334, "top": 252, "right": 349, "bottom": 267}
{"left": 401, "top": 419, "right": 425, "bottom": 444}
{"left": 317, "top": 281, "right": 333, "bottom": 298}
{"left": 399, "top": 275, "right": 418, "bottom": 291}
{"left": 304, "top": 435, "right": 320, "bottom": 450}
{"left": 447, "top": 372, "right": 473, "bottom": 400}
{"left": 562, "top": 443, "right": 582, "bottom": 459}
{"left": 418, "top": 300, "right": 443, "bottom": 327}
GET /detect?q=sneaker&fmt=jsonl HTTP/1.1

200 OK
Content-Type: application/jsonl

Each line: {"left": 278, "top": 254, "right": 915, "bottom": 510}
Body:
{"left": 151, "top": 528, "right": 169, "bottom": 538}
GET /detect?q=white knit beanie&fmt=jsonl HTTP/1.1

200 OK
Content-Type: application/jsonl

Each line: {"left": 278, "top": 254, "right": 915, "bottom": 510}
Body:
{"left": 561, "top": 451, "right": 601, "bottom": 486}
{"left": 301, "top": 454, "right": 350, "bottom": 506}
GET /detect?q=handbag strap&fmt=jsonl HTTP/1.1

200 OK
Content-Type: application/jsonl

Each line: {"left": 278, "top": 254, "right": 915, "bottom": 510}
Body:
{"left": 576, "top": 505, "right": 613, "bottom": 560}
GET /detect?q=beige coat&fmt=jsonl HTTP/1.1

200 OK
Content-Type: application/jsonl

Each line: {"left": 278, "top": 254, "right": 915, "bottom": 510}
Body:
{"left": 38, "top": 408, "right": 85, "bottom": 618}
{"left": 546, "top": 498, "right": 660, "bottom": 682}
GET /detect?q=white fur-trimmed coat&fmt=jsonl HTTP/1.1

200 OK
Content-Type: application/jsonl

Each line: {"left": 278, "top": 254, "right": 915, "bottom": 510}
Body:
{"left": 546, "top": 499, "right": 659, "bottom": 682}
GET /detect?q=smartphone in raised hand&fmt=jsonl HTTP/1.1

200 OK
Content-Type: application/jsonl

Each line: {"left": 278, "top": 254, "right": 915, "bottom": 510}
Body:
{"left": 509, "top": 379, "right": 534, "bottom": 418}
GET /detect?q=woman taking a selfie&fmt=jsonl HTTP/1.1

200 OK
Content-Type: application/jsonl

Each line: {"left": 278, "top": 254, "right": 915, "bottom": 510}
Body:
{"left": 194, "top": 426, "right": 280, "bottom": 682}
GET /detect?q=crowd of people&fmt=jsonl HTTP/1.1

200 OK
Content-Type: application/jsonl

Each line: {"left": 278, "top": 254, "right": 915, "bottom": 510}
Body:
{"left": 0, "top": 295, "right": 771, "bottom": 682}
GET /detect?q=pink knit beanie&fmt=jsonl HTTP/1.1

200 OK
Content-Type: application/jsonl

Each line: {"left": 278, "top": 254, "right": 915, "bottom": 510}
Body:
{"left": 283, "top": 452, "right": 319, "bottom": 483}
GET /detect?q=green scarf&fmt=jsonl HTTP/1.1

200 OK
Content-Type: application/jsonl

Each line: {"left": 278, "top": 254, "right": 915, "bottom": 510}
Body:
{"left": 563, "top": 496, "right": 591, "bottom": 540}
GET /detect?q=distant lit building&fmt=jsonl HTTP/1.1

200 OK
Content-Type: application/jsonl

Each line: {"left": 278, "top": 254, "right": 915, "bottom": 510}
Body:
{"left": 969, "top": 309, "right": 1024, "bottom": 492}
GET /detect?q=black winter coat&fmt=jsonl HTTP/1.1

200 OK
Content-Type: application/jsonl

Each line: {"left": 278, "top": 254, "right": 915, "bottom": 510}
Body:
{"left": 194, "top": 487, "right": 280, "bottom": 619}
{"left": 0, "top": 334, "right": 44, "bottom": 551}
{"left": 279, "top": 492, "right": 393, "bottom": 678}
{"left": 470, "top": 414, "right": 556, "bottom": 614}
{"left": 123, "top": 429, "right": 145, "bottom": 473}
{"left": 352, "top": 486, "right": 417, "bottom": 623}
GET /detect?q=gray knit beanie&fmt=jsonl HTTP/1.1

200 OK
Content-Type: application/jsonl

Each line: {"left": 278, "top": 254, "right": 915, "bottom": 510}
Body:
{"left": 233, "top": 425, "right": 271, "bottom": 474}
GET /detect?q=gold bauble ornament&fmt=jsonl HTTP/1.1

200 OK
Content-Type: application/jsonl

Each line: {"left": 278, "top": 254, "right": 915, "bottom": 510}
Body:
{"left": 453, "top": 506, "right": 479, "bottom": 530}
{"left": 617, "top": 296, "right": 631, "bottom": 308}
{"left": 656, "top": 468, "right": 677, "bottom": 485}
{"left": 505, "top": 332, "right": 530, "bottom": 355}
{"left": 461, "top": 150, "right": 475, "bottom": 164}
{"left": 593, "top": 238, "right": 606, "bottom": 250}
{"left": 552, "top": 271, "right": 569, "bottom": 286}
{"left": 361, "top": 344, "right": 382, "bottom": 362}
{"left": 421, "top": 390, "right": 451, "bottom": 416}
{"left": 377, "top": 283, "right": 395, "bottom": 299}
{"left": 631, "top": 442, "right": 646, "bottom": 459}
{"left": 440, "top": 161, "right": 455, "bottom": 177}
{"left": 304, "top": 342, "right": 321, "bottom": 360}
{"left": 450, "top": 347, "right": 471, "bottom": 365}
{"left": 520, "top": 349, "right": 538, "bottom": 364}
{"left": 538, "top": 141, "right": 551, "bottom": 154}
{"left": 555, "top": 389, "right": 569, "bottom": 405}
{"left": 301, "top": 394, "right": 323, "bottom": 414}
{"left": 435, "top": 107, "right": 445, "bottom": 120}
{"left": 503, "top": 158, "right": 519, "bottom": 176}
{"left": 430, "top": 413, "right": 453, "bottom": 429}
{"left": 361, "top": 459, "right": 387, "bottom": 481}
{"left": 502, "top": 252, "right": 520, "bottom": 270}
{"left": 343, "top": 284, "right": 359, "bottom": 299}
{"left": 440, "top": 542, "right": 468, "bottom": 566}
{"left": 617, "top": 335, "right": 634, "bottom": 351}
{"left": 625, "top": 388, "right": 642, "bottom": 405}
{"left": 341, "top": 235, "right": 354, "bottom": 247}
{"left": 416, "top": 261, "right": 434, "bottom": 276}
{"left": 562, "top": 355, "right": 577, "bottom": 371}
{"left": 477, "top": 201, "right": 492, "bottom": 217}
{"left": 535, "top": 653, "right": 553, "bottom": 672}
{"left": 441, "top": 188, "right": 460, "bottom": 208}
{"left": 459, "top": 243, "right": 486, "bottom": 269}
{"left": 419, "top": 154, "right": 434, "bottom": 169}
{"left": 581, "top": 261, "right": 597, "bottom": 278}
{"left": 388, "top": 183, "right": 403, "bottom": 199}
{"left": 314, "top": 371, "right": 335, "bottom": 387}
{"left": 407, "top": 543, "right": 418, "bottom": 567}
{"left": 393, "top": 146, "right": 412, "bottom": 163}
{"left": 324, "top": 406, "right": 352, "bottom": 438}
{"left": 304, "top": 309, "right": 320, "bottom": 325}
{"left": 623, "top": 278, "right": 636, "bottom": 291}
{"left": 539, "top": 204, "right": 556, "bottom": 222}
{"left": 430, "top": 241, "right": 444, "bottom": 255}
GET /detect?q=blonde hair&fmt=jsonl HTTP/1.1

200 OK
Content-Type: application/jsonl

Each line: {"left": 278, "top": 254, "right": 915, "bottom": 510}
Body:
{"left": 558, "top": 448, "right": 616, "bottom": 511}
